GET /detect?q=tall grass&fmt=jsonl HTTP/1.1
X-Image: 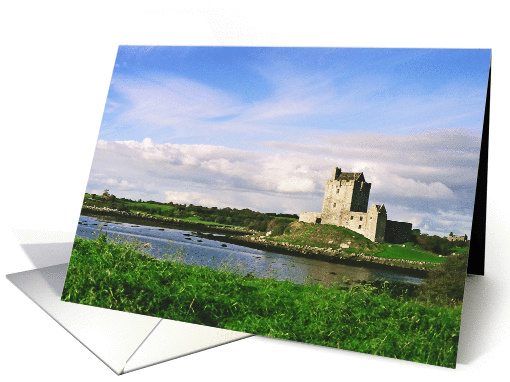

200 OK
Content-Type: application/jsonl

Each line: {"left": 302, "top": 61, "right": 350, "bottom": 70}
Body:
{"left": 62, "top": 235, "right": 462, "bottom": 368}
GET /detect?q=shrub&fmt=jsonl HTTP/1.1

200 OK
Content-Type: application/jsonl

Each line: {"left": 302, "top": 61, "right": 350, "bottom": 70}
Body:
{"left": 417, "top": 252, "right": 468, "bottom": 305}
{"left": 266, "top": 218, "right": 292, "bottom": 236}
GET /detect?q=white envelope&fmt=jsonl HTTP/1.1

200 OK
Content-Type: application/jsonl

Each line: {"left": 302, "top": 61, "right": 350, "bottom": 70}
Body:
{"left": 6, "top": 238, "right": 251, "bottom": 375}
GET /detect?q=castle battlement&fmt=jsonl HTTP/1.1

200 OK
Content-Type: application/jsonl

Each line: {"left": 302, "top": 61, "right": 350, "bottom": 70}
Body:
{"left": 300, "top": 167, "right": 411, "bottom": 243}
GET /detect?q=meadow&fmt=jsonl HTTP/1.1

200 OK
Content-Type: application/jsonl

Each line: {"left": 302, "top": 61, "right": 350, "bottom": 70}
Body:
{"left": 62, "top": 234, "right": 463, "bottom": 368}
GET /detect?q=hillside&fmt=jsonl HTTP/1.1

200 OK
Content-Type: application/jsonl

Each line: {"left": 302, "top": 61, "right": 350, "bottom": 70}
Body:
{"left": 263, "top": 221, "right": 447, "bottom": 266}
{"left": 266, "top": 221, "right": 378, "bottom": 253}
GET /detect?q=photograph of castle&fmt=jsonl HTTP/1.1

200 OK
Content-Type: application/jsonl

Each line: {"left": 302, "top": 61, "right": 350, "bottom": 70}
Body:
{"left": 61, "top": 46, "right": 491, "bottom": 368}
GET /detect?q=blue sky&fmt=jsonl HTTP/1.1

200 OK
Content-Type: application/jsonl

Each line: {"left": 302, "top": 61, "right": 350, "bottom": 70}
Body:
{"left": 88, "top": 46, "right": 490, "bottom": 237}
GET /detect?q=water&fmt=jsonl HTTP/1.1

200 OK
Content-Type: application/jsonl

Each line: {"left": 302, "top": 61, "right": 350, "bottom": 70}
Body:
{"left": 76, "top": 215, "right": 423, "bottom": 286}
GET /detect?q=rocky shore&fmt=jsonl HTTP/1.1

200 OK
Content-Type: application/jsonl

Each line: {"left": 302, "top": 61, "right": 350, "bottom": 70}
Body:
{"left": 200, "top": 232, "right": 430, "bottom": 278}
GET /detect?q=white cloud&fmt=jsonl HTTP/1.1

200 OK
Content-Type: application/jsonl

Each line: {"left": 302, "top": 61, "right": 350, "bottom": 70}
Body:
{"left": 87, "top": 128, "right": 480, "bottom": 236}
{"left": 276, "top": 177, "right": 315, "bottom": 193}
{"left": 108, "top": 75, "right": 244, "bottom": 135}
{"left": 262, "top": 128, "right": 481, "bottom": 189}
{"left": 164, "top": 192, "right": 223, "bottom": 208}
{"left": 101, "top": 65, "right": 486, "bottom": 155}
{"left": 374, "top": 175, "right": 455, "bottom": 200}
{"left": 88, "top": 174, "right": 137, "bottom": 191}
{"left": 89, "top": 139, "right": 323, "bottom": 198}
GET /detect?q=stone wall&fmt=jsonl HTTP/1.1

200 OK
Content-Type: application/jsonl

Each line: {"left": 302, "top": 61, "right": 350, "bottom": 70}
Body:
{"left": 341, "top": 211, "right": 369, "bottom": 237}
{"left": 321, "top": 179, "right": 355, "bottom": 224}
{"left": 350, "top": 179, "right": 371, "bottom": 212}
{"left": 299, "top": 212, "right": 323, "bottom": 224}
{"left": 367, "top": 205, "right": 387, "bottom": 242}
{"left": 320, "top": 175, "right": 371, "bottom": 225}
{"left": 384, "top": 220, "right": 412, "bottom": 244}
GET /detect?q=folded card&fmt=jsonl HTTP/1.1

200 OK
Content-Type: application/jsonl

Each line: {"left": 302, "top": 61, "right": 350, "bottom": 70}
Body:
{"left": 62, "top": 46, "right": 490, "bottom": 368}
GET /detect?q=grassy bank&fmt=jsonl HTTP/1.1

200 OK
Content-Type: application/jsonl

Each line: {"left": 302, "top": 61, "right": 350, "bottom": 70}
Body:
{"left": 266, "top": 221, "right": 446, "bottom": 264}
{"left": 376, "top": 245, "right": 447, "bottom": 263}
{"left": 62, "top": 235, "right": 462, "bottom": 368}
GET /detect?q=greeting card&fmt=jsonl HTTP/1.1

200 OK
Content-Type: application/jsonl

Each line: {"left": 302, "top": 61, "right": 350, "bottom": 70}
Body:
{"left": 61, "top": 46, "right": 490, "bottom": 368}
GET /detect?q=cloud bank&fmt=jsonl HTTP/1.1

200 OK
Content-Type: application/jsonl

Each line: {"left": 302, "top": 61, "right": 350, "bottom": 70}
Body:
{"left": 87, "top": 128, "right": 481, "bottom": 237}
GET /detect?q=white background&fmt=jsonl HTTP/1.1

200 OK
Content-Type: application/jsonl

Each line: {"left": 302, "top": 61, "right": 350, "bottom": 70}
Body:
{"left": 1, "top": 1, "right": 509, "bottom": 380}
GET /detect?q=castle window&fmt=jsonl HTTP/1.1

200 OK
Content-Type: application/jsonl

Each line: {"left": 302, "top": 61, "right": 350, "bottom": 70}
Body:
{"left": 336, "top": 189, "right": 339, "bottom": 193}
{"left": 358, "top": 225, "right": 362, "bottom": 229}
{"left": 350, "top": 216, "right": 353, "bottom": 220}
{"left": 333, "top": 203, "right": 336, "bottom": 207}
{"left": 360, "top": 216, "right": 363, "bottom": 221}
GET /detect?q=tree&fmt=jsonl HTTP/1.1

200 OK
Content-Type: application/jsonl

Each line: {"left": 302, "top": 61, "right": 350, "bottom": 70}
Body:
{"left": 102, "top": 189, "right": 117, "bottom": 205}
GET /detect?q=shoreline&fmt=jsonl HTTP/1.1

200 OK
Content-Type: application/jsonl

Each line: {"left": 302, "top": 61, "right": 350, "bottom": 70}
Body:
{"left": 81, "top": 206, "right": 430, "bottom": 278}
{"left": 197, "top": 232, "right": 429, "bottom": 279}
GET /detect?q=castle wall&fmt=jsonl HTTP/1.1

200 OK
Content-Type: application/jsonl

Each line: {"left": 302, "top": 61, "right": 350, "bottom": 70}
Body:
{"left": 447, "top": 234, "right": 468, "bottom": 242}
{"left": 321, "top": 178, "right": 370, "bottom": 224}
{"left": 384, "top": 220, "right": 412, "bottom": 244}
{"left": 350, "top": 181, "right": 371, "bottom": 212}
{"left": 342, "top": 211, "right": 369, "bottom": 237}
{"left": 366, "top": 205, "right": 387, "bottom": 242}
{"left": 298, "top": 167, "right": 412, "bottom": 243}
{"left": 299, "top": 212, "right": 322, "bottom": 224}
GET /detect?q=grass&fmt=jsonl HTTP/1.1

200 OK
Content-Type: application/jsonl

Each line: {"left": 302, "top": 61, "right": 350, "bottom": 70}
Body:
{"left": 267, "top": 221, "right": 378, "bottom": 252}
{"left": 62, "top": 235, "right": 462, "bottom": 368}
{"left": 178, "top": 215, "right": 237, "bottom": 226}
{"left": 374, "top": 244, "right": 447, "bottom": 263}
{"left": 266, "top": 222, "right": 445, "bottom": 265}
{"left": 123, "top": 201, "right": 174, "bottom": 213}
{"left": 448, "top": 246, "right": 469, "bottom": 255}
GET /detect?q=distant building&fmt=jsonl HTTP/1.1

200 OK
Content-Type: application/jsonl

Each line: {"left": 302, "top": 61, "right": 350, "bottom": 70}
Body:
{"left": 447, "top": 233, "right": 468, "bottom": 242}
{"left": 299, "top": 167, "right": 412, "bottom": 243}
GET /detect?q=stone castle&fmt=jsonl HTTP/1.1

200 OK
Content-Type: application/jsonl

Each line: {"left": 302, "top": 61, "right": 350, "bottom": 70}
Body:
{"left": 299, "top": 167, "right": 412, "bottom": 243}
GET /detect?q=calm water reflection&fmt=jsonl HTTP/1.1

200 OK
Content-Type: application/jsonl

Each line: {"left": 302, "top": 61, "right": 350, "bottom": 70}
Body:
{"left": 76, "top": 215, "right": 423, "bottom": 286}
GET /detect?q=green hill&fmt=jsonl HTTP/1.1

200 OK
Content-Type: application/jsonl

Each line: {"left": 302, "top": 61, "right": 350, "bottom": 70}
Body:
{"left": 266, "top": 221, "right": 379, "bottom": 252}
{"left": 266, "top": 221, "right": 446, "bottom": 264}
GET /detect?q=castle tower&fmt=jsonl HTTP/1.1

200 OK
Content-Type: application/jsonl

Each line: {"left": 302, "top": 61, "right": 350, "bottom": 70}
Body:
{"left": 299, "top": 167, "right": 411, "bottom": 243}
{"left": 320, "top": 167, "right": 371, "bottom": 225}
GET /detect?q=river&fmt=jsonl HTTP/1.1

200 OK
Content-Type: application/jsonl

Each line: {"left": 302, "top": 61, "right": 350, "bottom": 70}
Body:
{"left": 76, "top": 215, "right": 423, "bottom": 286}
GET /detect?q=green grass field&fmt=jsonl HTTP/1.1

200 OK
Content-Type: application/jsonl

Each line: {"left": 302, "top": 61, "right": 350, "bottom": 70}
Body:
{"left": 62, "top": 235, "right": 462, "bottom": 368}
{"left": 448, "top": 246, "right": 469, "bottom": 255}
{"left": 375, "top": 244, "right": 447, "bottom": 263}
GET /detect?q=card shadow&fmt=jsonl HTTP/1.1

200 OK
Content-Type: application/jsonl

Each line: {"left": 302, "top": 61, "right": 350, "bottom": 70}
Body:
{"left": 456, "top": 274, "right": 496, "bottom": 365}
{"left": 16, "top": 242, "right": 72, "bottom": 296}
